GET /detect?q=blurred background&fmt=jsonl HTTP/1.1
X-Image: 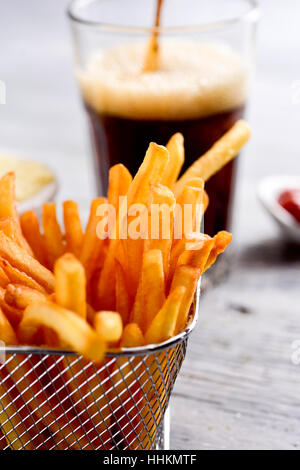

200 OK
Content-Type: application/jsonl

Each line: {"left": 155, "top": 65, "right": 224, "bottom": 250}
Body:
{"left": 1, "top": 0, "right": 299, "bottom": 450}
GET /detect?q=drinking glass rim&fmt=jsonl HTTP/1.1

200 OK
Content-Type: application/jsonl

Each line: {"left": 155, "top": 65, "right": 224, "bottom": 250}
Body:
{"left": 67, "top": 0, "right": 260, "bottom": 33}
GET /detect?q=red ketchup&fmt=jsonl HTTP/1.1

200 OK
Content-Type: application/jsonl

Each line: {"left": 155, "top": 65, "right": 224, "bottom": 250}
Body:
{"left": 278, "top": 189, "right": 300, "bottom": 224}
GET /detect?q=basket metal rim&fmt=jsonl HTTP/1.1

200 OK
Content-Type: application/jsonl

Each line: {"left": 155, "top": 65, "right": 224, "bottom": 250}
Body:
{"left": 1, "top": 284, "right": 200, "bottom": 358}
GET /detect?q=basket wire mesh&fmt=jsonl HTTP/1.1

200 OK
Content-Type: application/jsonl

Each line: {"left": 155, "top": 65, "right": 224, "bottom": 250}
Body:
{"left": 0, "top": 292, "right": 198, "bottom": 450}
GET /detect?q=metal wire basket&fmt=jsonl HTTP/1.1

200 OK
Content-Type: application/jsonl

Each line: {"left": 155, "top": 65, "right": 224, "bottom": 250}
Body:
{"left": 0, "top": 294, "right": 199, "bottom": 451}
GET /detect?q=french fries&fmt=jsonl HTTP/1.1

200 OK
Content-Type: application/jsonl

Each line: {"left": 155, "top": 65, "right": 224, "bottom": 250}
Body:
{"left": 145, "top": 286, "right": 186, "bottom": 344}
{"left": 80, "top": 198, "right": 107, "bottom": 279}
{"left": 164, "top": 133, "right": 184, "bottom": 187}
{"left": 0, "top": 232, "right": 54, "bottom": 293}
{"left": 4, "top": 284, "right": 46, "bottom": 310}
{"left": 0, "top": 307, "right": 18, "bottom": 344}
{"left": 0, "top": 121, "right": 246, "bottom": 354}
{"left": 63, "top": 201, "right": 84, "bottom": 258}
{"left": 54, "top": 253, "right": 86, "bottom": 319}
{"left": 131, "top": 249, "right": 165, "bottom": 332}
{"left": 20, "top": 210, "right": 46, "bottom": 264}
{"left": 0, "top": 121, "right": 248, "bottom": 450}
{"left": 94, "top": 311, "right": 123, "bottom": 344}
{"left": 174, "top": 120, "right": 251, "bottom": 197}
{"left": 18, "top": 301, "right": 105, "bottom": 363}
{"left": 42, "top": 202, "right": 65, "bottom": 269}
{"left": 145, "top": 183, "right": 176, "bottom": 277}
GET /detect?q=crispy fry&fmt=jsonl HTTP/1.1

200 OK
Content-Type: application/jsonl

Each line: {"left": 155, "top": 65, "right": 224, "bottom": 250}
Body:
{"left": 0, "top": 173, "right": 33, "bottom": 254}
{"left": 0, "top": 307, "right": 18, "bottom": 344}
{"left": 20, "top": 210, "right": 46, "bottom": 264}
{"left": 0, "top": 232, "right": 54, "bottom": 293}
{"left": 0, "top": 258, "right": 46, "bottom": 294}
{"left": 122, "top": 143, "right": 169, "bottom": 296}
{"left": 108, "top": 164, "right": 132, "bottom": 212}
{"left": 170, "top": 265, "right": 200, "bottom": 334}
{"left": 131, "top": 249, "right": 165, "bottom": 332}
{"left": 5, "top": 284, "right": 46, "bottom": 310}
{"left": 121, "top": 323, "right": 144, "bottom": 348}
{"left": 163, "top": 133, "right": 184, "bottom": 187}
{"left": 0, "top": 265, "right": 9, "bottom": 288}
{"left": 0, "top": 172, "right": 18, "bottom": 220}
{"left": 42, "top": 202, "right": 65, "bottom": 269}
{"left": 18, "top": 301, "right": 105, "bottom": 362}
{"left": 177, "top": 238, "right": 215, "bottom": 273}
{"left": 0, "top": 286, "right": 23, "bottom": 326}
{"left": 80, "top": 198, "right": 107, "bottom": 279}
{"left": 175, "top": 177, "right": 205, "bottom": 238}
{"left": 145, "top": 286, "right": 186, "bottom": 344}
{"left": 126, "top": 142, "right": 169, "bottom": 206}
{"left": 54, "top": 253, "right": 86, "bottom": 319}
{"left": 63, "top": 200, "right": 84, "bottom": 258}
{"left": 204, "top": 231, "right": 233, "bottom": 272}
{"left": 168, "top": 233, "right": 209, "bottom": 284}
{"left": 115, "top": 261, "right": 130, "bottom": 325}
{"left": 174, "top": 120, "right": 251, "bottom": 197}
{"left": 7, "top": 222, "right": 34, "bottom": 256}
{"left": 145, "top": 183, "right": 176, "bottom": 278}
{"left": 94, "top": 311, "right": 123, "bottom": 344}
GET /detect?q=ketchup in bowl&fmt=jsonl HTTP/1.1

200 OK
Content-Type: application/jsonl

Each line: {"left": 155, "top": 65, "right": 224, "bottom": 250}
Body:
{"left": 278, "top": 189, "right": 300, "bottom": 224}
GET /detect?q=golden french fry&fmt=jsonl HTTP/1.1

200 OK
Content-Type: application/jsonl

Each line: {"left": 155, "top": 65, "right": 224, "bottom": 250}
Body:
{"left": 174, "top": 177, "right": 205, "bottom": 238}
{"left": 20, "top": 210, "right": 46, "bottom": 264}
{"left": 168, "top": 233, "right": 209, "bottom": 285}
{"left": 94, "top": 311, "right": 123, "bottom": 344}
{"left": 169, "top": 265, "right": 200, "bottom": 333}
{"left": 42, "top": 202, "right": 65, "bottom": 269}
{"left": 177, "top": 237, "right": 215, "bottom": 273}
{"left": 18, "top": 301, "right": 106, "bottom": 362}
{"left": 0, "top": 217, "right": 31, "bottom": 254}
{"left": 122, "top": 144, "right": 169, "bottom": 297}
{"left": 174, "top": 120, "right": 251, "bottom": 197}
{"left": 126, "top": 142, "right": 169, "bottom": 206}
{"left": 115, "top": 261, "right": 130, "bottom": 325}
{"left": 54, "top": 253, "right": 86, "bottom": 319}
{"left": 0, "top": 173, "right": 33, "bottom": 255}
{"left": 96, "top": 165, "right": 131, "bottom": 311}
{"left": 0, "top": 307, "right": 18, "bottom": 344}
{"left": 5, "top": 284, "right": 46, "bottom": 310}
{"left": 0, "top": 172, "right": 18, "bottom": 220}
{"left": 97, "top": 240, "right": 122, "bottom": 312}
{"left": 0, "top": 258, "right": 46, "bottom": 294}
{"left": 163, "top": 133, "right": 184, "bottom": 187}
{"left": 0, "top": 286, "right": 23, "bottom": 326}
{"left": 204, "top": 231, "right": 232, "bottom": 272}
{"left": 0, "top": 266, "right": 9, "bottom": 288}
{"left": 86, "top": 302, "right": 96, "bottom": 325}
{"left": 80, "top": 198, "right": 107, "bottom": 280}
{"left": 0, "top": 232, "right": 54, "bottom": 293}
{"left": 108, "top": 164, "right": 132, "bottom": 212}
{"left": 145, "top": 183, "right": 176, "bottom": 278}
{"left": 145, "top": 286, "right": 186, "bottom": 345}
{"left": 121, "top": 323, "right": 144, "bottom": 348}
{"left": 63, "top": 200, "right": 84, "bottom": 258}
{"left": 131, "top": 249, "right": 165, "bottom": 332}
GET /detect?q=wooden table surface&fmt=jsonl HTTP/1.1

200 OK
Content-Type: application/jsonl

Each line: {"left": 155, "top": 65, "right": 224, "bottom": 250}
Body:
{"left": 1, "top": 0, "right": 299, "bottom": 450}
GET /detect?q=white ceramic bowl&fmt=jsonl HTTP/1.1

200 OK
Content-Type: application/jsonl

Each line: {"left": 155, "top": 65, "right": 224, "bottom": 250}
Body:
{"left": 258, "top": 175, "right": 300, "bottom": 243}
